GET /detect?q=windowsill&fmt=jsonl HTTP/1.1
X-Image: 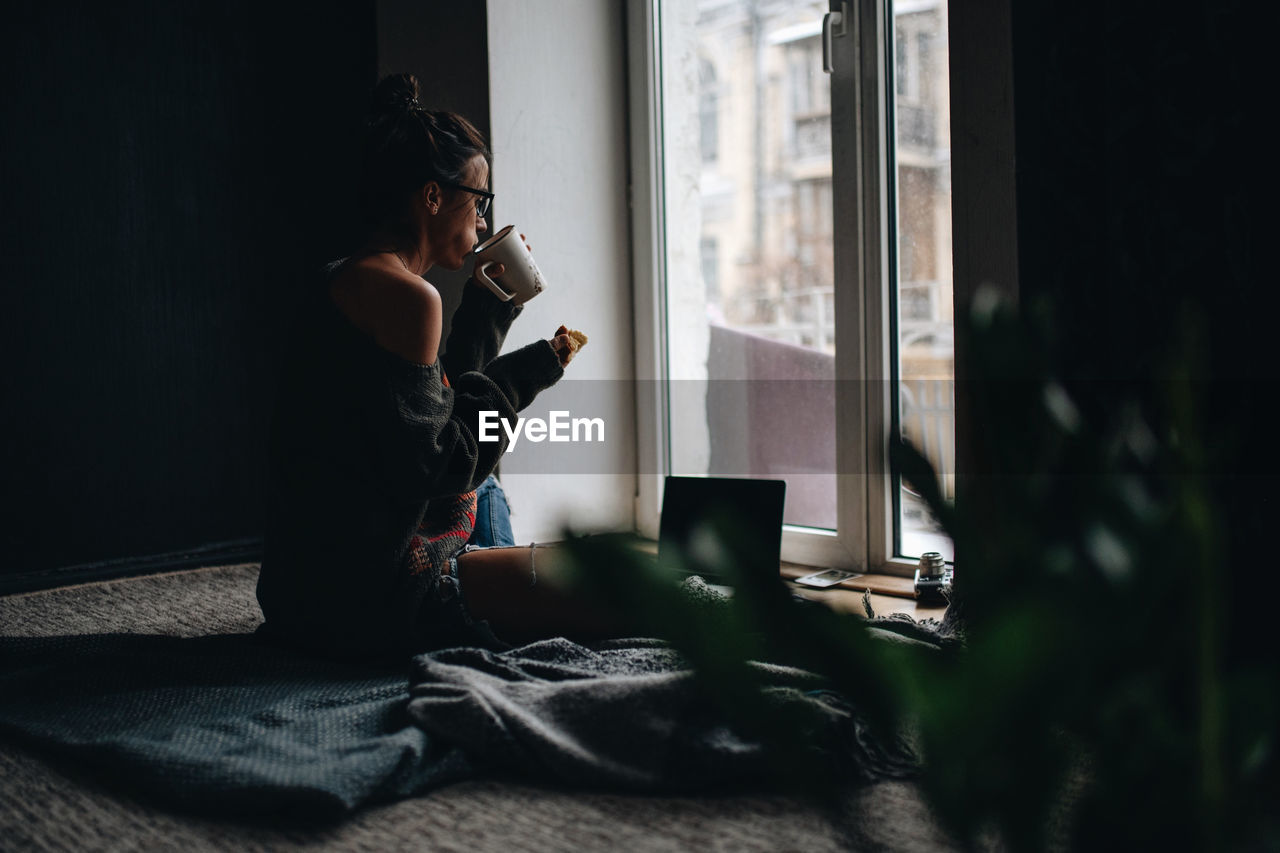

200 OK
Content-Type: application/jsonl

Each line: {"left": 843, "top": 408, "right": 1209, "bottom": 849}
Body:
{"left": 780, "top": 561, "right": 948, "bottom": 621}
{"left": 617, "top": 537, "right": 948, "bottom": 621}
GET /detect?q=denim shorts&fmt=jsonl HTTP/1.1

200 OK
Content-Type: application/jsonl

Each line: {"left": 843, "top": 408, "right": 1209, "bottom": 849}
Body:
{"left": 466, "top": 474, "right": 516, "bottom": 548}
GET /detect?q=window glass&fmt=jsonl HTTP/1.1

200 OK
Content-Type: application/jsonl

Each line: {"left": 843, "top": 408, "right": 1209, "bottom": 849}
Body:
{"left": 661, "top": 0, "right": 837, "bottom": 530}
{"left": 891, "top": 0, "right": 954, "bottom": 561}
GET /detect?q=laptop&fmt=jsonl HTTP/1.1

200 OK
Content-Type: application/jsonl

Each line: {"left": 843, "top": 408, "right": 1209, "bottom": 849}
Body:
{"left": 655, "top": 476, "right": 787, "bottom": 596}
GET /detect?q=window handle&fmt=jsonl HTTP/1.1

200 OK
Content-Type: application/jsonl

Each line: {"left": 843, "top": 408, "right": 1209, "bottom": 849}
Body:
{"left": 823, "top": 3, "right": 849, "bottom": 74}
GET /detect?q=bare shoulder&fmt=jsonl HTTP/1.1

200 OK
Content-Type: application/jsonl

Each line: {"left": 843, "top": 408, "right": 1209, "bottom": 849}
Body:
{"left": 330, "top": 257, "right": 443, "bottom": 367}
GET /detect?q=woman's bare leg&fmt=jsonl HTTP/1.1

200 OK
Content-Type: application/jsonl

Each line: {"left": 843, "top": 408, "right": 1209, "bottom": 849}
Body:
{"left": 454, "top": 544, "right": 632, "bottom": 643}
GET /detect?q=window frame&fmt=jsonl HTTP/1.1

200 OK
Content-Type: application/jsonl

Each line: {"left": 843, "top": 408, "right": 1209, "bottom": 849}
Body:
{"left": 626, "top": 0, "right": 940, "bottom": 577}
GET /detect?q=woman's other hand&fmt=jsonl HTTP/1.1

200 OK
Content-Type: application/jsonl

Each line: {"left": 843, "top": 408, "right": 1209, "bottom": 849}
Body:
{"left": 549, "top": 324, "right": 586, "bottom": 367}
{"left": 551, "top": 326, "right": 573, "bottom": 367}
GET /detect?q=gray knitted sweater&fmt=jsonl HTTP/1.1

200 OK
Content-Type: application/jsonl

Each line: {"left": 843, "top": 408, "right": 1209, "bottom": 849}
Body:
{"left": 256, "top": 258, "right": 564, "bottom": 660}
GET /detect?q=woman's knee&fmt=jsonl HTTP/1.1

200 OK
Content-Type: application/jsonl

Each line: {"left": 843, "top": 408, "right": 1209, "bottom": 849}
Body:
{"left": 455, "top": 545, "right": 536, "bottom": 596}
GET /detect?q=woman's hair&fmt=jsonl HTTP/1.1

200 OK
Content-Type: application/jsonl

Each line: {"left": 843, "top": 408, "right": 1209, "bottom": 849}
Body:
{"left": 360, "top": 72, "right": 490, "bottom": 233}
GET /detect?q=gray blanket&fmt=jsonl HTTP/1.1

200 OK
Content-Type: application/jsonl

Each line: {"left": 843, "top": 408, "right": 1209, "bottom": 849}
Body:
{"left": 0, "top": 630, "right": 917, "bottom": 821}
{"left": 405, "top": 637, "right": 916, "bottom": 792}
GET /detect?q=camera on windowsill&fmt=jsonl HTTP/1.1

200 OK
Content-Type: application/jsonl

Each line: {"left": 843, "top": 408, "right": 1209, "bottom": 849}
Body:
{"left": 913, "top": 551, "right": 953, "bottom": 606}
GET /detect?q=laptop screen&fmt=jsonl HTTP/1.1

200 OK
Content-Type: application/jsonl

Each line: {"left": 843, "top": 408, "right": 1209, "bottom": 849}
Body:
{"left": 657, "top": 476, "right": 786, "bottom": 583}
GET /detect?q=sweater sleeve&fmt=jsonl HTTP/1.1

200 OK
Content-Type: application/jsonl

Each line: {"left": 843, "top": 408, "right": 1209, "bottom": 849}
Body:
{"left": 374, "top": 338, "right": 564, "bottom": 504}
{"left": 440, "top": 279, "right": 523, "bottom": 379}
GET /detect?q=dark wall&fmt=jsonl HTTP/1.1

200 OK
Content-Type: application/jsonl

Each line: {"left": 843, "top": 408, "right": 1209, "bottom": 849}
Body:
{"left": 0, "top": 1, "right": 376, "bottom": 592}
{"left": 1012, "top": 1, "right": 1270, "bottom": 386}
{"left": 1008, "top": 2, "right": 1273, "bottom": 653}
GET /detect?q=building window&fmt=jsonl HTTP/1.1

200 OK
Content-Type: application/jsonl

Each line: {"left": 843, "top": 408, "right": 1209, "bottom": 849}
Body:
{"left": 699, "top": 57, "right": 718, "bottom": 164}
{"left": 700, "top": 235, "right": 719, "bottom": 310}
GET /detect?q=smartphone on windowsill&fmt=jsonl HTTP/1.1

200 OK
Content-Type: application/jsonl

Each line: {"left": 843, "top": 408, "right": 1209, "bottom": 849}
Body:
{"left": 793, "top": 569, "right": 864, "bottom": 588}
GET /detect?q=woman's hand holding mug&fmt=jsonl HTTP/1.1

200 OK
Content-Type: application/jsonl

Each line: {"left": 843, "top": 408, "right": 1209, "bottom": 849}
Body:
{"left": 470, "top": 227, "right": 584, "bottom": 367}
{"left": 471, "top": 232, "right": 531, "bottom": 291}
{"left": 473, "top": 226, "right": 545, "bottom": 304}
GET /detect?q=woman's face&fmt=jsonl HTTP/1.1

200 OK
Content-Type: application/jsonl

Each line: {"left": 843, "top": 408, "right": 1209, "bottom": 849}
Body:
{"left": 428, "top": 154, "right": 490, "bottom": 271}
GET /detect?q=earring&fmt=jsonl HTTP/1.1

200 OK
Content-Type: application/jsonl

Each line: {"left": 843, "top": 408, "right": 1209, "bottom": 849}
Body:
{"left": 430, "top": 204, "right": 439, "bottom": 215}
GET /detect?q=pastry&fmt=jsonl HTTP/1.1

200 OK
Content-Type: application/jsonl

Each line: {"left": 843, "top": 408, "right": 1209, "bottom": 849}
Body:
{"left": 554, "top": 325, "right": 588, "bottom": 362}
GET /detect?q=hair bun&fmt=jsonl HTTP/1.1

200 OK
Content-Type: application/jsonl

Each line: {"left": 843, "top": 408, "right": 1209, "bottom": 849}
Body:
{"left": 369, "top": 72, "right": 422, "bottom": 117}
{"left": 359, "top": 74, "right": 491, "bottom": 231}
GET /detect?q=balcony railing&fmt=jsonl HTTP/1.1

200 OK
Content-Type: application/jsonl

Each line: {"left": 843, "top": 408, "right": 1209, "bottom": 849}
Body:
{"left": 705, "top": 322, "right": 956, "bottom": 530}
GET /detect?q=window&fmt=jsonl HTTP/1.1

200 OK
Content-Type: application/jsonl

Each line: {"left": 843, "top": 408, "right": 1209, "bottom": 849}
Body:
{"left": 629, "top": 0, "right": 954, "bottom": 573}
{"left": 699, "top": 57, "right": 719, "bottom": 164}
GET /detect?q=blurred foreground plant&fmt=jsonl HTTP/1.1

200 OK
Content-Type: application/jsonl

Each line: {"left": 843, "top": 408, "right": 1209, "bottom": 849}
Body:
{"left": 559, "top": 287, "right": 1277, "bottom": 851}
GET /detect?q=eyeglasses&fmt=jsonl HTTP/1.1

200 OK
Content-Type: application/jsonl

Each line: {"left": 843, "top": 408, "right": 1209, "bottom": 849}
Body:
{"left": 446, "top": 183, "right": 494, "bottom": 219}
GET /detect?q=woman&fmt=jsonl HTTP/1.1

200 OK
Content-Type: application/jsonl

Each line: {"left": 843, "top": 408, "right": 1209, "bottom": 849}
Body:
{"left": 255, "top": 73, "right": 614, "bottom": 662}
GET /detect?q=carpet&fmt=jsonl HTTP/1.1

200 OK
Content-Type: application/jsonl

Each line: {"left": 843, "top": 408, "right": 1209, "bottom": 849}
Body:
{"left": 0, "top": 564, "right": 961, "bottom": 851}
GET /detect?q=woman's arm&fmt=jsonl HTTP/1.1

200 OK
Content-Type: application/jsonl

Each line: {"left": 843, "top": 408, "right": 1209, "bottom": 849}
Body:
{"left": 361, "top": 274, "right": 563, "bottom": 503}
{"left": 374, "top": 340, "right": 564, "bottom": 503}
{"left": 440, "top": 276, "right": 524, "bottom": 379}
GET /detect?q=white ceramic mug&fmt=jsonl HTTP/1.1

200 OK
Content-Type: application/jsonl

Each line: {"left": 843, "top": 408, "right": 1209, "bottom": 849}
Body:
{"left": 472, "top": 224, "right": 546, "bottom": 304}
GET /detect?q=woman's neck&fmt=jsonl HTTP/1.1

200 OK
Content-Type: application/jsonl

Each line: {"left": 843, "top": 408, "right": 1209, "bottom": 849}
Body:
{"left": 360, "top": 229, "right": 433, "bottom": 275}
